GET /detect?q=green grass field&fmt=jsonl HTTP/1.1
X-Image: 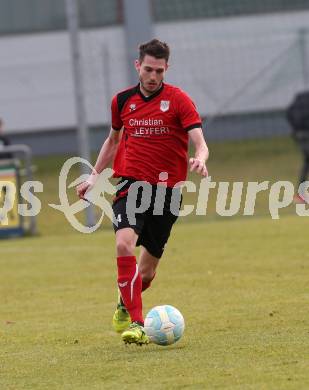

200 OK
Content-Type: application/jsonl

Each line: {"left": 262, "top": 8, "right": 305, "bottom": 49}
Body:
{"left": 1, "top": 137, "right": 309, "bottom": 389}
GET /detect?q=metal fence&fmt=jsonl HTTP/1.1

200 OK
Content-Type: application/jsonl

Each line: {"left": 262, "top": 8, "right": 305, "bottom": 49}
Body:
{"left": 1, "top": 0, "right": 309, "bottom": 149}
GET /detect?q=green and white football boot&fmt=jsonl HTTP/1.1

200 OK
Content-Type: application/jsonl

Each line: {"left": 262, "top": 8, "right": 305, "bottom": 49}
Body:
{"left": 112, "top": 292, "right": 130, "bottom": 333}
{"left": 121, "top": 322, "right": 149, "bottom": 346}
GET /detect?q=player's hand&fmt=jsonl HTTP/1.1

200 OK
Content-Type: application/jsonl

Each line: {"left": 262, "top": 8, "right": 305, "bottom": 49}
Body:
{"left": 76, "top": 173, "right": 98, "bottom": 200}
{"left": 76, "top": 181, "right": 92, "bottom": 200}
{"left": 189, "top": 158, "right": 208, "bottom": 177}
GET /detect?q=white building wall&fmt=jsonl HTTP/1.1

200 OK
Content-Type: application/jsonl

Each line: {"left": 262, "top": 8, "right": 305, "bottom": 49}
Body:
{"left": 0, "top": 11, "right": 308, "bottom": 134}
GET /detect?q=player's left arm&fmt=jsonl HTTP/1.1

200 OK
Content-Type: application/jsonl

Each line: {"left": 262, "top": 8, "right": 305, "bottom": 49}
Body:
{"left": 188, "top": 127, "right": 209, "bottom": 177}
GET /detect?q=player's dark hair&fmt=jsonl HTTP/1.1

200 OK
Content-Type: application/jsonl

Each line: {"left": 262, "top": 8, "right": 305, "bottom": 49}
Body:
{"left": 139, "top": 39, "right": 170, "bottom": 63}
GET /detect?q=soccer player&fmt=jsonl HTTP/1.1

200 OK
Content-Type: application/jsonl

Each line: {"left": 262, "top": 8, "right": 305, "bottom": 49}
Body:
{"left": 77, "top": 39, "right": 209, "bottom": 345}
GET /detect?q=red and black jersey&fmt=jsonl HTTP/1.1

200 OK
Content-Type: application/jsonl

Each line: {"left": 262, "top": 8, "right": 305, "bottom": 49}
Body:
{"left": 111, "top": 83, "right": 202, "bottom": 187}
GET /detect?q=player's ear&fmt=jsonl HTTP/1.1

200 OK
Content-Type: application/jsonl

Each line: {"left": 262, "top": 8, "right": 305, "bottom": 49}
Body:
{"left": 135, "top": 59, "right": 141, "bottom": 72}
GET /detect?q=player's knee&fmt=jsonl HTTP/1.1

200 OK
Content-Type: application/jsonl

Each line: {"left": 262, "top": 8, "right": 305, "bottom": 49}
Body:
{"left": 116, "top": 239, "right": 135, "bottom": 257}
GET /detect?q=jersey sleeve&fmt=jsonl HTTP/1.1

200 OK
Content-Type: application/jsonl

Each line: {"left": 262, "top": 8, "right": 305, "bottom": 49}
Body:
{"left": 111, "top": 95, "right": 123, "bottom": 131}
{"left": 175, "top": 89, "right": 202, "bottom": 132}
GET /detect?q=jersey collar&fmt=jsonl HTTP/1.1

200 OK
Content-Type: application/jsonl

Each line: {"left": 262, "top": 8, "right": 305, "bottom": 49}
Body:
{"left": 137, "top": 82, "right": 164, "bottom": 102}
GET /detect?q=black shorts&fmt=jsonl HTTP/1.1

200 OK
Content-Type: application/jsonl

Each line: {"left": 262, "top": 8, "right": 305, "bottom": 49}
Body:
{"left": 112, "top": 178, "right": 181, "bottom": 259}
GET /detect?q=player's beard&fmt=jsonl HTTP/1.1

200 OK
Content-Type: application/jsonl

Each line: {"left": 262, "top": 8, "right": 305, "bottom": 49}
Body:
{"left": 140, "top": 78, "right": 162, "bottom": 96}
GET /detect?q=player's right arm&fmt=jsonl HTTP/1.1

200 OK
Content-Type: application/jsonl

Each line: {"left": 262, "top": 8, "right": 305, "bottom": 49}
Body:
{"left": 76, "top": 127, "right": 121, "bottom": 200}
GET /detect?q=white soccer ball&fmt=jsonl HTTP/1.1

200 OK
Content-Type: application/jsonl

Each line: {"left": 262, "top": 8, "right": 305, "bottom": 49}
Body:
{"left": 144, "top": 305, "right": 185, "bottom": 346}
